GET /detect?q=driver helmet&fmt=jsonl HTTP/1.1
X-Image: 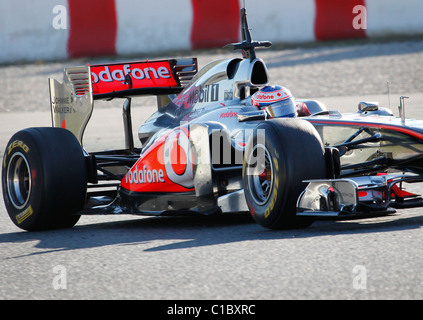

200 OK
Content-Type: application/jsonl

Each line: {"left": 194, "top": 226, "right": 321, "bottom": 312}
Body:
{"left": 251, "top": 85, "right": 296, "bottom": 118}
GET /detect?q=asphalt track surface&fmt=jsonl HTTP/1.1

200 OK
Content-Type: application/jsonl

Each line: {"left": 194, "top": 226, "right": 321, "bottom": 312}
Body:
{"left": 1, "top": 39, "right": 423, "bottom": 300}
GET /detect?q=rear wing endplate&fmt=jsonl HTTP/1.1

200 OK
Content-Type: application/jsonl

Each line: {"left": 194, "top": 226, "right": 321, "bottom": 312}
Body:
{"left": 48, "top": 58, "right": 197, "bottom": 144}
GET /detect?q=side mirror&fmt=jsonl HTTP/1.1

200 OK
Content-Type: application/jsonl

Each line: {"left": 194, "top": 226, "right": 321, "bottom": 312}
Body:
{"left": 358, "top": 101, "right": 379, "bottom": 112}
{"left": 237, "top": 110, "right": 267, "bottom": 122}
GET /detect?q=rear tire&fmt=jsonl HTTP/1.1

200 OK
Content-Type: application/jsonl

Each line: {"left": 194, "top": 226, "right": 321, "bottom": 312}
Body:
{"left": 2, "top": 128, "right": 87, "bottom": 231}
{"left": 243, "top": 118, "right": 326, "bottom": 229}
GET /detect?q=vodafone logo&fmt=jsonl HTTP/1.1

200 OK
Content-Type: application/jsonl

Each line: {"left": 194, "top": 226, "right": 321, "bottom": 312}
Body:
{"left": 255, "top": 93, "right": 275, "bottom": 100}
{"left": 89, "top": 60, "right": 178, "bottom": 96}
{"left": 163, "top": 128, "right": 194, "bottom": 189}
{"left": 91, "top": 64, "right": 171, "bottom": 84}
{"left": 125, "top": 165, "right": 165, "bottom": 185}
{"left": 252, "top": 86, "right": 293, "bottom": 106}
{"left": 220, "top": 111, "right": 238, "bottom": 118}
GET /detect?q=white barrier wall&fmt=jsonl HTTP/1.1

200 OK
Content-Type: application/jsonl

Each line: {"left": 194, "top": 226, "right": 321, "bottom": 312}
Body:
{"left": 366, "top": 0, "right": 423, "bottom": 36}
{"left": 0, "top": 0, "right": 68, "bottom": 63}
{"left": 0, "top": 0, "right": 422, "bottom": 64}
{"left": 246, "top": 0, "right": 316, "bottom": 43}
{"left": 115, "top": 1, "right": 192, "bottom": 56}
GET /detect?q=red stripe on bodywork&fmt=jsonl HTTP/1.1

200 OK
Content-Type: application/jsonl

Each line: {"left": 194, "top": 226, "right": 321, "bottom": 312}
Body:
{"left": 309, "top": 120, "right": 423, "bottom": 141}
{"left": 67, "top": 0, "right": 117, "bottom": 58}
{"left": 314, "top": 0, "right": 367, "bottom": 41}
{"left": 190, "top": 0, "right": 240, "bottom": 49}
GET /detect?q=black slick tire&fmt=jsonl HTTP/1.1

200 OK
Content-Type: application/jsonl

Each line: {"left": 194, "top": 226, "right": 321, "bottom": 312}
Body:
{"left": 243, "top": 118, "right": 327, "bottom": 229}
{"left": 2, "top": 127, "right": 87, "bottom": 231}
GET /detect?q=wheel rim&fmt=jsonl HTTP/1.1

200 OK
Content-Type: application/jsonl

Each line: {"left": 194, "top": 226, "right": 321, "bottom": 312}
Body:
{"left": 247, "top": 144, "right": 274, "bottom": 205}
{"left": 7, "top": 152, "right": 32, "bottom": 210}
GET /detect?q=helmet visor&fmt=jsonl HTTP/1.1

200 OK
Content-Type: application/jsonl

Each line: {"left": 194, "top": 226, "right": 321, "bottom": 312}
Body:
{"left": 262, "top": 98, "right": 296, "bottom": 118}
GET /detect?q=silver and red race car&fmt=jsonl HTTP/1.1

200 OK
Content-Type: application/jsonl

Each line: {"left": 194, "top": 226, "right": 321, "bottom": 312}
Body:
{"left": 3, "top": 7, "right": 423, "bottom": 231}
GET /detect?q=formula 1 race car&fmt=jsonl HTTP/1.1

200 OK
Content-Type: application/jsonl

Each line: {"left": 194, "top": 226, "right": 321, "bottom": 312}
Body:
{"left": 3, "top": 7, "right": 423, "bottom": 231}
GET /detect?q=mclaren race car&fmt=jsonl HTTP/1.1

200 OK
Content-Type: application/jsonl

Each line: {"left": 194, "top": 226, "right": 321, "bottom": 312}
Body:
{"left": 3, "top": 8, "right": 423, "bottom": 231}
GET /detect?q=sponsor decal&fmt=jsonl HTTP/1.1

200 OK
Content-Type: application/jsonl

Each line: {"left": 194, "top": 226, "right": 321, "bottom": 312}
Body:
{"left": 173, "top": 83, "right": 219, "bottom": 109}
{"left": 125, "top": 164, "right": 165, "bottom": 185}
{"left": 52, "top": 96, "right": 73, "bottom": 105}
{"left": 52, "top": 102, "right": 75, "bottom": 114}
{"left": 7, "top": 140, "right": 29, "bottom": 155}
{"left": 254, "top": 90, "right": 291, "bottom": 103}
{"left": 51, "top": 94, "right": 88, "bottom": 114}
{"left": 163, "top": 128, "right": 194, "bottom": 189}
{"left": 90, "top": 60, "right": 178, "bottom": 95}
{"left": 122, "top": 127, "right": 195, "bottom": 192}
{"left": 6, "top": 140, "right": 30, "bottom": 169}
{"left": 188, "top": 83, "right": 219, "bottom": 105}
{"left": 224, "top": 89, "right": 233, "bottom": 100}
{"left": 254, "top": 93, "right": 275, "bottom": 100}
{"left": 16, "top": 206, "right": 33, "bottom": 224}
{"left": 53, "top": 107, "right": 74, "bottom": 114}
{"left": 220, "top": 111, "right": 238, "bottom": 118}
{"left": 92, "top": 65, "right": 171, "bottom": 83}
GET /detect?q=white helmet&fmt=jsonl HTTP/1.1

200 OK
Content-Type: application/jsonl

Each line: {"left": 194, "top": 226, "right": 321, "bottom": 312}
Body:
{"left": 251, "top": 85, "right": 296, "bottom": 118}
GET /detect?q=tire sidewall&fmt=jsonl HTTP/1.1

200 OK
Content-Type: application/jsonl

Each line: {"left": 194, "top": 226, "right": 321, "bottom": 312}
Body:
{"left": 243, "top": 124, "right": 288, "bottom": 228}
{"left": 2, "top": 134, "right": 44, "bottom": 230}
{"left": 2, "top": 128, "right": 86, "bottom": 231}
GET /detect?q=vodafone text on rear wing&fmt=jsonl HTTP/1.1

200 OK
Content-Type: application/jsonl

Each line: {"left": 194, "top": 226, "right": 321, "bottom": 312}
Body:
{"left": 91, "top": 59, "right": 197, "bottom": 99}
{"left": 48, "top": 58, "right": 197, "bottom": 145}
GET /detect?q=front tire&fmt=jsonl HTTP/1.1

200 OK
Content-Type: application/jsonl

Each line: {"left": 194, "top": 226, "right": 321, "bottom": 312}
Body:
{"left": 243, "top": 118, "right": 327, "bottom": 229}
{"left": 2, "top": 128, "right": 87, "bottom": 231}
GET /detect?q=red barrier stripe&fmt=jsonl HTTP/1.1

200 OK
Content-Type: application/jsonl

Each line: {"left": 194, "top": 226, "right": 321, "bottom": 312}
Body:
{"left": 190, "top": 0, "right": 240, "bottom": 49}
{"left": 67, "top": 0, "right": 117, "bottom": 58}
{"left": 314, "top": 0, "right": 366, "bottom": 41}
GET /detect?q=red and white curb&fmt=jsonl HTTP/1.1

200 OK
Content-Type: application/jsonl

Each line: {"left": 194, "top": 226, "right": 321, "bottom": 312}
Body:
{"left": 1, "top": 0, "right": 422, "bottom": 63}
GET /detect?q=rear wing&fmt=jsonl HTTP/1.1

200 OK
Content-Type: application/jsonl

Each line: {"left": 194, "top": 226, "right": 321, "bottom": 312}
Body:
{"left": 48, "top": 58, "right": 197, "bottom": 144}
{"left": 91, "top": 58, "right": 197, "bottom": 100}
